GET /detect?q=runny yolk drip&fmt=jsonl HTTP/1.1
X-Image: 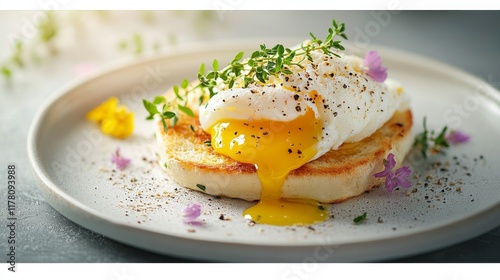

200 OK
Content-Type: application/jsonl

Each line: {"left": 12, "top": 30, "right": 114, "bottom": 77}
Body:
{"left": 209, "top": 109, "right": 328, "bottom": 226}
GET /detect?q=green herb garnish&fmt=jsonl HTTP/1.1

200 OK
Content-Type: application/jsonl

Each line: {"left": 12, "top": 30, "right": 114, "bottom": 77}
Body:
{"left": 12, "top": 40, "right": 25, "bottom": 68}
{"left": 142, "top": 19, "right": 347, "bottom": 130}
{"left": 178, "top": 104, "right": 194, "bottom": 117}
{"left": 196, "top": 184, "right": 206, "bottom": 191}
{"left": 118, "top": 33, "right": 145, "bottom": 55}
{"left": 1, "top": 66, "right": 12, "bottom": 79}
{"left": 414, "top": 117, "right": 450, "bottom": 159}
{"left": 39, "top": 12, "right": 58, "bottom": 43}
{"left": 353, "top": 212, "right": 367, "bottom": 224}
{"left": 133, "top": 33, "right": 143, "bottom": 55}
{"left": 1, "top": 12, "right": 60, "bottom": 82}
{"left": 197, "top": 19, "right": 346, "bottom": 92}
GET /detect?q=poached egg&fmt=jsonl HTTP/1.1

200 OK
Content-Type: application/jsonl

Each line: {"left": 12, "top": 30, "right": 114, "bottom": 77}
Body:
{"left": 199, "top": 47, "right": 407, "bottom": 226}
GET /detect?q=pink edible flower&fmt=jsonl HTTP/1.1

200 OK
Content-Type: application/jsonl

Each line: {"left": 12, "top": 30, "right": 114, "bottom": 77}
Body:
{"left": 363, "top": 50, "right": 388, "bottom": 83}
{"left": 73, "top": 62, "right": 98, "bottom": 77}
{"left": 111, "top": 147, "right": 131, "bottom": 170}
{"left": 374, "top": 152, "right": 396, "bottom": 177}
{"left": 385, "top": 166, "right": 412, "bottom": 192}
{"left": 183, "top": 203, "right": 203, "bottom": 226}
{"left": 445, "top": 130, "right": 470, "bottom": 145}
{"left": 374, "top": 153, "right": 412, "bottom": 193}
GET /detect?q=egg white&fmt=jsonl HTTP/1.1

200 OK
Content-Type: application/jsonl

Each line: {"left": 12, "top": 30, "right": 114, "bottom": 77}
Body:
{"left": 199, "top": 48, "right": 408, "bottom": 161}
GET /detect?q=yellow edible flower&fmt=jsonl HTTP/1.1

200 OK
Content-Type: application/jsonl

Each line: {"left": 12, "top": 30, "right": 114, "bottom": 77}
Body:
{"left": 86, "top": 97, "right": 134, "bottom": 139}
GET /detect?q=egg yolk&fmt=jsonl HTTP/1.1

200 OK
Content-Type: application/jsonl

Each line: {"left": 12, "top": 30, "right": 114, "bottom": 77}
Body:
{"left": 209, "top": 108, "right": 328, "bottom": 226}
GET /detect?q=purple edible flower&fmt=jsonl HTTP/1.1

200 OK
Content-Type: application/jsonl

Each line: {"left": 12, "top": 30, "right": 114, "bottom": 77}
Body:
{"left": 445, "top": 130, "right": 470, "bottom": 145}
{"left": 385, "top": 166, "right": 412, "bottom": 192}
{"left": 111, "top": 147, "right": 131, "bottom": 170}
{"left": 373, "top": 153, "right": 396, "bottom": 178}
{"left": 363, "top": 50, "right": 388, "bottom": 83}
{"left": 183, "top": 203, "right": 203, "bottom": 226}
{"left": 374, "top": 153, "right": 412, "bottom": 193}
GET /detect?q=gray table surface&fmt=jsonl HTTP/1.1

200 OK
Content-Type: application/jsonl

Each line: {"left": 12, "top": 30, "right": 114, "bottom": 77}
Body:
{"left": 0, "top": 10, "right": 499, "bottom": 263}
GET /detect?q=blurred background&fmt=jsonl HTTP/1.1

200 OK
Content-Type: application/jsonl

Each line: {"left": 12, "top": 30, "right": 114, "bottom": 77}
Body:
{"left": 1, "top": 11, "right": 499, "bottom": 89}
{"left": 0, "top": 10, "right": 499, "bottom": 262}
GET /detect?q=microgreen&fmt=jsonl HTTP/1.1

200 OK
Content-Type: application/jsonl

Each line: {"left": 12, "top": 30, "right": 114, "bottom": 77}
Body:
{"left": 143, "top": 19, "right": 348, "bottom": 130}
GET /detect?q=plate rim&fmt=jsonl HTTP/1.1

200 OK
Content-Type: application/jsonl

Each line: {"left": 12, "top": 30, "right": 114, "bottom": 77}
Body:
{"left": 27, "top": 38, "right": 500, "bottom": 261}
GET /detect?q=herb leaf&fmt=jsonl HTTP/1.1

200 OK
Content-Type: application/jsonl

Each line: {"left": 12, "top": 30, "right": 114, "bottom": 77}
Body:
{"left": 178, "top": 104, "right": 195, "bottom": 117}
{"left": 414, "top": 117, "right": 429, "bottom": 158}
{"left": 433, "top": 126, "right": 449, "bottom": 149}
{"left": 153, "top": 96, "right": 166, "bottom": 105}
{"left": 196, "top": 184, "right": 206, "bottom": 191}
{"left": 163, "top": 111, "right": 176, "bottom": 118}
{"left": 143, "top": 99, "right": 159, "bottom": 120}
{"left": 353, "top": 212, "right": 367, "bottom": 224}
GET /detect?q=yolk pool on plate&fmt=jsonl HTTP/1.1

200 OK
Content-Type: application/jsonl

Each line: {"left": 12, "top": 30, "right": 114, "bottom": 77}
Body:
{"left": 209, "top": 108, "right": 328, "bottom": 226}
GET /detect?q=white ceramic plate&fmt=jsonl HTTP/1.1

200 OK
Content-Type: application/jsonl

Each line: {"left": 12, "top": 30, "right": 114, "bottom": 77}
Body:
{"left": 28, "top": 39, "right": 500, "bottom": 262}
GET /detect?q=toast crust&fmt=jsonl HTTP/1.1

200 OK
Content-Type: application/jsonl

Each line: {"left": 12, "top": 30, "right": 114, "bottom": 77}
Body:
{"left": 155, "top": 109, "right": 413, "bottom": 203}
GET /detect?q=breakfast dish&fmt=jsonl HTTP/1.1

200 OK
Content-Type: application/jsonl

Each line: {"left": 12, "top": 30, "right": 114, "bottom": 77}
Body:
{"left": 149, "top": 21, "right": 413, "bottom": 226}
{"left": 28, "top": 38, "right": 500, "bottom": 261}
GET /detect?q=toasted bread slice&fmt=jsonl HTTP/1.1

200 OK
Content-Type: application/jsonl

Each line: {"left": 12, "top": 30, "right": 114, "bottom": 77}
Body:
{"left": 154, "top": 108, "right": 413, "bottom": 203}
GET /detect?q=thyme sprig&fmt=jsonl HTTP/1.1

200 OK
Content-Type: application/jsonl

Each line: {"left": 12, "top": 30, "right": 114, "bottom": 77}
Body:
{"left": 143, "top": 19, "right": 347, "bottom": 128}
{"left": 413, "top": 117, "right": 450, "bottom": 159}
{"left": 199, "top": 19, "right": 347, "bottom": 95}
